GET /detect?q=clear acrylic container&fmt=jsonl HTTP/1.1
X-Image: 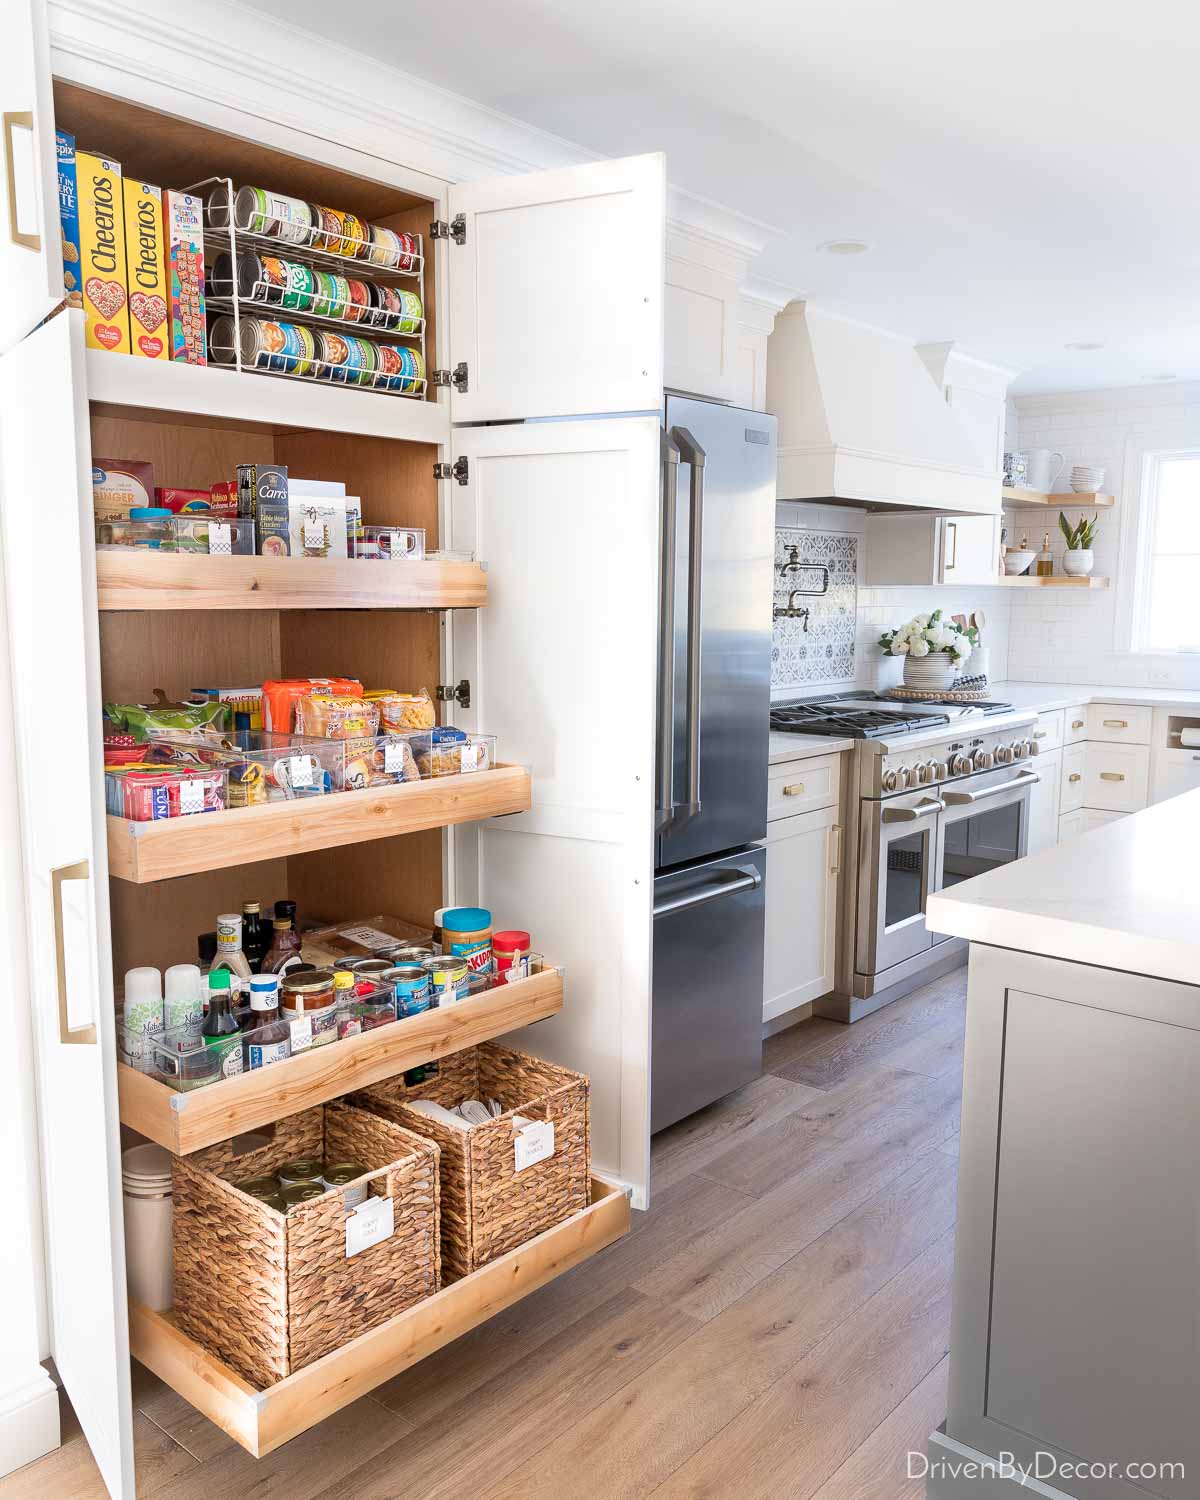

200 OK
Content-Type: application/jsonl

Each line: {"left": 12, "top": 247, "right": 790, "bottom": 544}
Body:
{"left": 152, "top": 1025, "right": 245, "bottom": 1090}
{"left": 105, "top": 765, "right": 228, "bottom": 820}
{"left": 96, "top": 508, "right": 177, "bottom": 550}
{"left": 172, "top": 515, "right": 256, "bottom": 555}
{"left": 353, "top": 525, "right": 425, "bottom": 561}
{"left": 145, "top": 731, "right": 342, "bottom": 806}
{"left": 325, "top": 730, "right": 432, "bottom": 790}
{"left": 415, "top": 729, "right": 496, "bottom": 777}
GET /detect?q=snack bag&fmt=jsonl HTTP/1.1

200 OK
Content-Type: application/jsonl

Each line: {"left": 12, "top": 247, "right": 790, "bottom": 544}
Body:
{"left": 365, "top": 688, "right": 437, "bottom": 732}
{"left": 294, "top": 695, "right": 380, "bottom": 741}
{"left": 103, "top": 695, "right": 229, "bottom": 742}
{"left": 260, "top": 677, "right": 362, "bottom": 733}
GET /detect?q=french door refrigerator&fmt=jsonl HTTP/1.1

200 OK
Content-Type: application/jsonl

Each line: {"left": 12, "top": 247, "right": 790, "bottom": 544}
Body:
{"left": 652, "top": 394, "right": 777, "bottom": 1133}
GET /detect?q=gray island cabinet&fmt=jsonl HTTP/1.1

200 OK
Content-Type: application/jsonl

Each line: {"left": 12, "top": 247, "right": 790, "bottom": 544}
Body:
{"left": 925, "top": 791, "right": 1200, "bottom": 1500}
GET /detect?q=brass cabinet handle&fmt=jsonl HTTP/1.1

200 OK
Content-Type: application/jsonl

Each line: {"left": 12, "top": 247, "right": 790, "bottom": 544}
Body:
{"left": 830, "top": 822, "right": 842, "bottom": 875}
{"left": 52, "top": 860, "right": 97, "bottom": 1046}
{"left": 1099, "top": 771, "right": 1126, "bottom": 782}
{"left": 1103, "top": 719, "right": 1129, "bottom": 729}
{"left": 944, "top": 521, "right": 958, "bottom": 570}
{"left": 782, "top": 783, "right": 805, "bottom": 796}
{"left": 3, "top": 112, "right": 40, "bottom": 251}
{"left": 1068, "top": 773, "right": 1082, "bottom": 783}
{"left": 1033, "top": 730, "right": 1048, "bottom": 739}
{"left": 1071, "top": 719, "right": 1085, "bottom": 730}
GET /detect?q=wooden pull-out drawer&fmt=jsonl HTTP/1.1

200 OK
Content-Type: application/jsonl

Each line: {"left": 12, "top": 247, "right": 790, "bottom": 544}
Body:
{"left": 1082, "top": 743, "right": 1151, "bottom": 812}
{"left": 768, "top": 753, "right": 841, "bottom": 820}
{"left": 1085, "top": 704, "right": 1153, "bottom": 745}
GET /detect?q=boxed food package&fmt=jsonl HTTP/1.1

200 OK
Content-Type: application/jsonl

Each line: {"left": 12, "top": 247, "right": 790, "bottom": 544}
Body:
{"left": 290, "top": 497, "right": 349, "bottom": 558}
{"left": 209, "top": 481, "right": 238, "bottom": 519}
{"left": 256, "top": 498, "right": 290, "bottom": 556}
{"left": 93, "top": 458, "right": 155, "bottom": 525}
{"left": 156, "top": 487, "right": 210, "bottom": 514}
{"left": 187, "top": 687, "right": 264, "bottom": 731}
{"left": 163, "top": 189, "right": 206, "bottom": 365}
{"left": 76, "top": 150, "right": 129, "bottom": 353}
{"left": 122, "top": 180, "right": 169, "bottom": 360}
{"left": 236, "top": 462, "right": 288, "bottom": 523}
{"left": 55, "top": 131, "right": 83, "bottom": 309}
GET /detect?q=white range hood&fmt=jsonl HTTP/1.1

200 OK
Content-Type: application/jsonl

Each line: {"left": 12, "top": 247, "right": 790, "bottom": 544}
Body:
{"left": 767, "top": 302, "right": 1002, "bottom": 514}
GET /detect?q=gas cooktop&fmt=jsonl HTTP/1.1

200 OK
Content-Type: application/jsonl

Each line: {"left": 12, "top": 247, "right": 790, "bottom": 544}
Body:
{"left": 769, "top": 692, "right": 1015, "bottom": 740}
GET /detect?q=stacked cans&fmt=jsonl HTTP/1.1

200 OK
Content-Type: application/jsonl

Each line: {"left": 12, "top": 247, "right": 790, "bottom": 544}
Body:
{"left": 207, "top": 184, "right": 419, "bottom": 271}
{"left": 210, "top": 251, "right": 422, "bottom": 333}
{"left": 209, "top": 316, "right": 424, "bottom": 392}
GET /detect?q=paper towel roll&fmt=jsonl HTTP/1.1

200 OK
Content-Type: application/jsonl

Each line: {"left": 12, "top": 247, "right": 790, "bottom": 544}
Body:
{"left": 1180, "top": 727, "right": 1200, "bottom": 748}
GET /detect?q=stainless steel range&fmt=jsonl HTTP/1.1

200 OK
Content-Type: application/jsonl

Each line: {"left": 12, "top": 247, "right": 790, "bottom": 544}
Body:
{"left": 771, "top": 693, "right": 1039, "bottom": 1022}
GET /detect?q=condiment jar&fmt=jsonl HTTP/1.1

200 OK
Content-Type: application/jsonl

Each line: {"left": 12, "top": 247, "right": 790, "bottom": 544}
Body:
{"left": 441, "top": 907, "right": 493, "bottom": 974}
{"left": 493, "top": 930, "right": 532, "bottom": 982}
{"left": 279, "top": 968, "right": 337, "bottom": 1048}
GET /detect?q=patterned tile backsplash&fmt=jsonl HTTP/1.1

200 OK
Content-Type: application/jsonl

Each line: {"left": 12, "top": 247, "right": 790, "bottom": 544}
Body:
{"left": 772, "top": 528, "right": 858, "bottom": 688}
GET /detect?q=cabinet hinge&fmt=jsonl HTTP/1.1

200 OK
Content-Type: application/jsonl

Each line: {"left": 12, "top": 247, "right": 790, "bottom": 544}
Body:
{"left": 436, "top": 679, "right": 472, "bottom": 709}
{"left": 433, "top": 456, "right": 469, "bottom": 486}
{"left": 429, "top": 213, "right": 466, "bottom": 245}
{"left": 431, "top": 362, "right": 469, "bottom": 394}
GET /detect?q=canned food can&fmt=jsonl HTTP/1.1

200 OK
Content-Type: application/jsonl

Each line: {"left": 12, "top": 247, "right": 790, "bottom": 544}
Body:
{"left": 394, "top": 230, "right": 418, "bottom": 273}
{"left": 395, "top": 289, "right": 423, "bottom": 334}
{"left": 377, "top": 344, "right": 424, "bottom": 393}
{"left": 241, "top": 317, "right": 315, "bottom": 376}
{"left": 278, "top": 1157, "right": 324, "bottom": 1185}
{"left": 264, "top": 192, "right": 313, "bottom": 245}
{"left": 281, "top": 1183, "right": 326, "bottom": 1210}
{"left": 327, "top": 334, "right": 367, "bottom": 385}
{"left": 279, "top": 258, "right": 316, "bottom": 312}
{"left": 383, "top": 943, "right": 433, "bottom": 964}
{"left": 347, "top": 957, "right": 396, "bottom": 980}
{"left": 208, "top": 251, "right": 236, "bottom": 300}
{"left": 245, "top": 1032, "right": 290, "bottom": 1069}
{"left": 367, "top": 224, "right": 402, "bottom": 268}
{"left": 312, "top": 205, "right": 345, "bottom": 253}
{"left": 383, "top": 963, "right": 432, "bottom": 1017}
{"left": 338, "top": 211, "right": 368, "bottom": 258}
{"left": 344, "top": 279, "right": 370, "bottom": 322}
{"left": 234, "top": 185, "right": 274, "bottom": 235}
{"left": 235, "top": 1174, "right": 281, "bottom": 1200}
{"left": 205, "top": 183, "right": 235, "bottom": 230}
{"left": 375, "top": 284, "right": 402, "bottom": 328}
{"left": 323, "top": 1163, "right": 369, "bottom": 1207}
{"left": 422, "top": 954, "right": 469, "bottom": 1005}
{"left": 311, "top": 270, "right": 339, "bottom": 317}
{"left": 208, "top": 315, "right": 239, "bottom": 365}
{"left": 353, "top": 337, "right": 378, "bottom": 387}
{"left": 237, "top": 251, "right": 288, "bottom": 306}
{"left": 326, "top": 273, "right": 351, "bottom": 319}
{"left": 315, "top": 329, "right": 352, "bottom": 380}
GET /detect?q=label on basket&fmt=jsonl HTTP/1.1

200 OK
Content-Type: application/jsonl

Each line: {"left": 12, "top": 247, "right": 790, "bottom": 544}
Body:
{"left": 460, "top": 742, "right": 484, "bottom": 771}
{"left": 384, "top": 742, "right": 406, "bottom": 774}
{"left": 289, "top": 755, "right": 314, "bottom": 789}
{"left": 209, "top": 522, "right": 232, "bottom": 555}
{"left": 179, "top": 779, "right": 204, "bottom": 814}
{"left": 288, "top": 1014, "right": 313, "bottom": 1052}
{"left": 303, "top": 519, "right": 324, "bottom": 550}
{"left": 514, "top": 1119, "right": 555, "bottom": 1173}
{"left": 346, "top": 1194, "right": 394, "bottom": 1257}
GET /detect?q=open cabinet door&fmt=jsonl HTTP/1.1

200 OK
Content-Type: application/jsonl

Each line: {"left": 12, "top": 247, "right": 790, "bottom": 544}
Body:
{"left": 0, "top": 313, "right": 133, "bottom": 1498}
{"left": 446, "top": 417, "right": 660, "bottom": 1206}
{"left": 446, "top": 153, "right": 664, "bottom": 423}
{"left": 0, "top": 0, "right": 62, "bottom": 353}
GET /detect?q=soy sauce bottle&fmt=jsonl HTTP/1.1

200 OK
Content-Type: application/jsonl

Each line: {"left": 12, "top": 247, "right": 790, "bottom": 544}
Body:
{"left": 242, "top": 900, "right": 268, "bottom": 973}
{"left": 201, "top": 970, "right": 240, "bottom": 1047}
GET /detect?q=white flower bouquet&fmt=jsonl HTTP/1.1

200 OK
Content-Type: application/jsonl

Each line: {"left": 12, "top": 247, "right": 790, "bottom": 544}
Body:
{"left": 879, "top": 609, "right": 976, "bottom": 665}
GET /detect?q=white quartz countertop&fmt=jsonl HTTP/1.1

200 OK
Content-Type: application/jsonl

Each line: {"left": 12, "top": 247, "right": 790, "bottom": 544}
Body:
{"left": 992, "top": 680, "right": 1200, "bottom": 712}
{"left": 769, "top": 732, "right": 856, "bottom": 764}
{"left": 928, "top": 789, "right": 1200, "bottom": 985}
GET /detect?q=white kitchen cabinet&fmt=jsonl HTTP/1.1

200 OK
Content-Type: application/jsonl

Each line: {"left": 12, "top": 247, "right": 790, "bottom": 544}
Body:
{"left": 916, "top": 342, "right": 1013, "bottom": 476}
{"left": 763, "top": 803, "right": 841, "bottom": 1022}
{"left": 664, "top": 244, "right": 738, "bottom": 402}
{"left": 1060, "top": 742, "right": 1086, "bottom": 814}
{"left": 863, "top": 510, "right": 1000, "bottom": 586}
{"left": 1085, "top": 703, "right": 1153, "bottom": 747}
{"left": 1027, "top": 747, "right": 1061, "bottom": 855}
{"left": 1058, "top": 809, "right": 1084, "bottom": 843}
{"left": 1082, "top": 742, "right": 1151, "bottom": 813}
{"left": 1064, "top": 707, "right": 1089, "bottom": 744}
{"left": 767, "top": 753, "right": 842, "bottom": 820}
{"left": 1030, "top": 709, "right": 1064, "bottom": 754}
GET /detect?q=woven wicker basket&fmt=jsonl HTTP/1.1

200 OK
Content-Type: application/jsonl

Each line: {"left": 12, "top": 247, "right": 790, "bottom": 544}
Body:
{"left": 172, "top": 1100, "right": 440, "bottom": 1388}
{"left": 352, "top": 1041, "right": 590, "bottom": 1282}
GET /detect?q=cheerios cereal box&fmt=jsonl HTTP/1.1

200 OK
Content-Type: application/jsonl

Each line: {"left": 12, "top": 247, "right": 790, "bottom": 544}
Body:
{"left": 123, "top": 179, "right": 169, "bottom": 360}
{"left": 55, "top": 130, "right": 83, "bottom": 309}
{"left": 77, "top": 149, "right": 130, "bottom": 354}
{"left": 163, "top": 189, "right": 206, "bottom": 365}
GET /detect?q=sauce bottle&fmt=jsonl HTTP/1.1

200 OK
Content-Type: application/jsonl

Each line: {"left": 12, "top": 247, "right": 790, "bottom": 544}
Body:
{"left": 212, "top": 912, "right": 253, "bottom": 997}
{"left": 201, "top": 970, "right": 240, "bottom": 1047}
{"left": 242, "top": 900, "right": 268, "bottom": 973}
{"left": 263, "top": 916, "right": 303, "bottom": 975}
{"left": 1036, "top": 531, "right": 1054, "bottom": 577}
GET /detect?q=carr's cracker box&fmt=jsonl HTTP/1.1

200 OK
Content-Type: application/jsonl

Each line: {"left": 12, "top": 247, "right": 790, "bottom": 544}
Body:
{"left": 55, "top": 131, "right": 83, "bottom": 309}
{"left": 163, "top": 189, "right": 206, "bottom": 365}
{"left": 77, "top": 150, "right": 129, "bottom": 353}
{"left": 123, "top": 180, "right": 169, "bottom": 360}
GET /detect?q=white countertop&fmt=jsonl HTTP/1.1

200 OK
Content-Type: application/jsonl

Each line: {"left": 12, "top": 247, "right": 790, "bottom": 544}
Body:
{"left": 992, "top": 680, "right": 1200, "bottom": 713}
{"left": 769, "top": 731, "right": 856, "bottom": 764}
{"left": 928, "top": 788, "right": 1200, "bottom": 985}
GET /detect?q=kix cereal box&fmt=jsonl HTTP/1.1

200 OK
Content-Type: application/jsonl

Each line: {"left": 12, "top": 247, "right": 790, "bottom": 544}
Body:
{"left": 163, "top": 189, "right": 206, "bottom": 365}
{"left": 123, "top": 180, "right": 169, "bottom": 360}
{"left": 55, "top": 131, "right": 83, "bottom": 309}
{"left": 77, "top": 150, "right": 129, "bottom": 353}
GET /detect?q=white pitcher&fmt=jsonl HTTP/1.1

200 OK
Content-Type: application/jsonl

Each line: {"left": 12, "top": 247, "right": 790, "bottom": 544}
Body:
{"left": 1024, "top": 448, "right": 1065, "bottom": 493}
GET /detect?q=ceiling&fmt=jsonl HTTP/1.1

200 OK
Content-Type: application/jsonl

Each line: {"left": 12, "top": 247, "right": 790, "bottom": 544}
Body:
{"left": 240, "top": 0, "right": 1199, "bottom": 394}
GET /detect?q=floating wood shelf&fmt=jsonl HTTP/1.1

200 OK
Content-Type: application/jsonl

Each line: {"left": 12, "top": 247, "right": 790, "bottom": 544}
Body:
{"left": 107, "top": 765, "right": 531, "bottom": 883}
{"left": 995, "top": 574, "right": 1110, "bottom": 589}
{"left": 95, "top": 553, "right": 487, "bottom": 611}
{"left": 118, "top": 966, "right": 563, "bottom": 1153}
{"left": 1002, "top": 487, "right": 1114, "bottom": 508}
{"left": 128, "top": 1173, "right": 629, "bottom": 1457}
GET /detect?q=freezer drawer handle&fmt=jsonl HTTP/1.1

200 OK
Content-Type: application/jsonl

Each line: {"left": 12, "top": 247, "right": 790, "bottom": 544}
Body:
{"left": 943, "top": 769, "right": 1040, "bottom": 805}
{"left": 653, "top": 866, "right": 761, "bottom": 918}
{"left": 882, "top": 797, "right": 944, "bottom": 822}
{"left": 52, "top": 859, "right": 97, "bottom": 1046}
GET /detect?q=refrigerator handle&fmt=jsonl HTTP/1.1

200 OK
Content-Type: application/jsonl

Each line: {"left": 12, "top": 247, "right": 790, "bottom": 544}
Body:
{"left": 671, "top": 425, "right": 706, "bottom": 827}
{"left": 655, "top": 429, "right": 681, "bottom": 833}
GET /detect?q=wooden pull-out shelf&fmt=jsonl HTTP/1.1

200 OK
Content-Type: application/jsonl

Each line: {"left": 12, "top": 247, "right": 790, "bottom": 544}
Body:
{"left": 96, "top": 554, "right": 487, "bottom": 611}
{"left": 107, "top": 764, "right": 531, "bottom": 883}
{"left": 129, "top": 1174, "right": 629, "bottom": 1456}
{"left": 118, "top": 966, "right": 563, "bottom": 1153}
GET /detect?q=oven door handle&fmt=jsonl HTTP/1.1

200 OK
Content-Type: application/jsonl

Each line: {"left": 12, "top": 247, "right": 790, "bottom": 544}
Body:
{"left": 943, "top": 770, "right": 1040, "bottom": 805}
{"left": 882, "top": 796, "right": 945, "bottom": 823}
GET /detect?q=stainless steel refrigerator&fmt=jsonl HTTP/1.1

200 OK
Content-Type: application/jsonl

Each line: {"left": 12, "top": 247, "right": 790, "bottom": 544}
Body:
{"left": 652, "top": 394, "right": 777, "bottom": 1133}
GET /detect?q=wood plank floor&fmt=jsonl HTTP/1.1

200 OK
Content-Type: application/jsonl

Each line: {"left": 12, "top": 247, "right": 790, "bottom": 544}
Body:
{"left": 4, "top": 967, "right": 965, "bottom": 1500}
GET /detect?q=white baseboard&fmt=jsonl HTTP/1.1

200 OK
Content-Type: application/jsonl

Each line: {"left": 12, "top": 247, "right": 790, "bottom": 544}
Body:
{"left": 925, "top": 1428, "right": 1076, "bottom": 1499}
{"left": 0, "top": 1369, "right": 60, "bottom": 1480}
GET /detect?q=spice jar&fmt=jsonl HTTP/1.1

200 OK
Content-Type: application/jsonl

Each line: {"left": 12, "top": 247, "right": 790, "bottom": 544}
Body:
{"left": 280, "top": 968, "right": 337, "bottom": 1049}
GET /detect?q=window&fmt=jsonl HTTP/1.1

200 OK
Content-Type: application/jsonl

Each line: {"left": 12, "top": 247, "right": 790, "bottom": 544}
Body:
{"left": 1132, "top": 449, "right": 1200, "bottom": 654}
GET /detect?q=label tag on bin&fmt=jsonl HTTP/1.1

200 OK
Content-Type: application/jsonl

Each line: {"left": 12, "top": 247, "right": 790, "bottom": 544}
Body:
{"left": 288, "top": 1015, "right": 313, "bottom": 1052}
{"left": 179, "top": 779, "right": 204, "bottom": 814}
{"left": 514, "top": 1119, "right": 554, "bottom": 1172}
{"left": 346, "top": 1195, "right": 394, "bottom": 1257}
{"left": 384, "top": 741, "right": 406, "bottom": 774}
{"left": 289, "top": 755, "right": 314, "bottom": 789}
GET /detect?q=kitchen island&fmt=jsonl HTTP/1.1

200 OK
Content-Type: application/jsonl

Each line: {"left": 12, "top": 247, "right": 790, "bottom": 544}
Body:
{"left": 924, "top": 791, "right": 1199, "bottom": 1499}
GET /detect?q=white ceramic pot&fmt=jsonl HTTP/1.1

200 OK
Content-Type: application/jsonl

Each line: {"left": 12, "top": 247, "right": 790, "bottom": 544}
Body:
{"left": 1003, "top": 549, "right": 1037, "bottom": 575}
{"left": 903, "top": 653, "right": 957, "bottom": 691}
{"left": 1062, "top": 548, "right": 1095, "bottom": 577}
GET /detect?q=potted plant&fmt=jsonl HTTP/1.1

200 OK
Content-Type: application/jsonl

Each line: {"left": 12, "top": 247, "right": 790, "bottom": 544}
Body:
{"left": 1058, "top": 511, "right": 1097, "bottom": 576}
{"left": 879, "top": 609, "right": 976, "bottom": 691}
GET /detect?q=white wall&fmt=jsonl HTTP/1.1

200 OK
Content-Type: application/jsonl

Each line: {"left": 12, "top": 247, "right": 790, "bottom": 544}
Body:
{"left": 1009, "top": 381, "right": 1200, "bottom": 687}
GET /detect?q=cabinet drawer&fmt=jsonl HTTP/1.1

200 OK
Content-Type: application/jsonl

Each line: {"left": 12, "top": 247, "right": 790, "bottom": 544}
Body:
{"left": 1057, "top": 809, "right": 1084, "bottom": 843}
{"left": 1086, "top": 704, "right": 1152, "bottom": 745}
{"left": 1082, "top": 743, "right": 1150, "bottom": 812}
{"left": 767, "top": 754, "right": 841, "bottom": 820}
{"left": 1064, "top": 707, "right": 1089, "bottom": 744}
{"left": 1059, "top": 742, "right": 1086, "bottom": 814}
{"left": 1082, "top": 808, "right": 1129, "bottom": 832}
{"left": 1030, "top": 709, "right": 1064, "bottom": 753}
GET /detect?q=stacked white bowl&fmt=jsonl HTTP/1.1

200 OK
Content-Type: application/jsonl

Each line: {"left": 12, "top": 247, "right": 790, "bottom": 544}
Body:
{"left": 122, "top": 1143, "right": 174, "bottom": 1311}
{"left": 1070, "top": 464, "right": 1105, "bottom": 493}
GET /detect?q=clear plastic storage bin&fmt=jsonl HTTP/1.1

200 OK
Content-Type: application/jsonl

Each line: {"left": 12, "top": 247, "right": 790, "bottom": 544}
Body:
{"left": 173, "top": 515, "right": 256, "bottom": 555}
{"left": 145, "top": 731, "right": 343, "bottom": 807}
{"left": 96, "top": 508, "right": 176, "bottom": 550}
{"left": 325, "top": 730, "right": 433, "bottom": 790}
{"left": 352, "top": 525, "right": 425, "bottom": 560}
{"left": 105, "top": 765, "right": 229, "bottom": 820}
{"left": 416, "top": 729, "right": 496, "bottom": 777}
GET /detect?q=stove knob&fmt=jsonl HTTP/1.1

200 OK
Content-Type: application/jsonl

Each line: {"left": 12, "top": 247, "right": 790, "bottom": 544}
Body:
{"left": 1027, "top": 736, "right": 1041, "bottom": 756}
{"left": 950, "top": 752, "right": 972, "bottom": 776}
{"left": 930, "top": 760, "right": 948, "bottom": 782}
{"left": 995, "top": 743, "right": 1014, "bottom": 765}
{"left": 973, "top": 749, "right": 994, "bottom": 771}
{"left": 882, "top": 768, "right": 899, "bottom": 792}
{"left": 1012, "top": 739, "right": 1030, "bottom": 760}
{"left": 915, "top": 760, "right": 933, "bottom": 785}
{"left": 895, "top": 764, "right": 911, "bottom": 790}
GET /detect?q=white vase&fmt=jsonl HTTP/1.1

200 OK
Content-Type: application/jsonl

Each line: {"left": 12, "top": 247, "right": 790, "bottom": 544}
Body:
{"left": 1062, "top": 548, "right": 1095, "bottom": 577}
{"left": 902, "top": 653, "right": 957, "bottom": 691}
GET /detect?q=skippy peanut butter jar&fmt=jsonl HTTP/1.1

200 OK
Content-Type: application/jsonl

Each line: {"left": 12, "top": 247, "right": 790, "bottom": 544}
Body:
{"left": 78, "top": 150, "right": 130, "bottom": 353}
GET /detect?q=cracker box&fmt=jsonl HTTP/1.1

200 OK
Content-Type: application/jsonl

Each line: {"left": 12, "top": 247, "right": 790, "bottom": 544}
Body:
{"left": 123, "top": 180, "right": 169, "bottom": 360}
{"left": 163, "top": 190, "right": 206, "bottom": 365}
{"left": 209, "top": 482, "right": 238, "bottom": 519}
{"left": 256, "top": 499, "right": 291, "bottom": 556}
{"left": 156, "top": 487, "right": 210, "bottom": 514}
{"left": 93, "top": 458, "right": 155, "bottom": 525}
{"left": 55, "top": 131, "right": 83, "bottom": 309}
{"left": 76, "top": 151, "right": 129, "bottom": 354}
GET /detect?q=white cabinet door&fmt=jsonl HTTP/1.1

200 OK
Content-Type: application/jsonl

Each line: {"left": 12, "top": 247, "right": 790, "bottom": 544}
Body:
{"left": 944, "top": 383, "right": 1005, "bottom": 473}
{"left": 445, "top": 416, "right": 660, "bottom": 1206}
{"left": 1060, "top": 742, "right": 1086, "bottom": 813}
{"left": 1026, "top": 748, "right": 1061, "bottom": 855}
{"left": 940, "top": 514, "right": 1000, "bottom": 584}
{"left": 0, "top": 313, "right": 133, "bottom": 1497}
{"left": 0, "top": 0, "right": 61, "bottom": 353}
{"left": 763, "top": 805, "right": 840, "bottom": 1022}
{"left": 1082, "top": 742, "right": 1151, "bottom": 811}
{"left": 447, "top": 154, "right": 664, "bottom": 423}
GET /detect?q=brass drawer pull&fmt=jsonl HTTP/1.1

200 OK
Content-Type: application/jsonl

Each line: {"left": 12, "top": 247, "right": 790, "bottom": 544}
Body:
{"left": 1102, "top": 719, "right": 1129, "bottom": 729}
{"left": 1068, "top": 773, "right": 1082, "bottom": 783}
{"left": 782, "top": 783, "right": 805, "bottom": 796}
{"left": 1071, "top": 719, "right": 1085, "bottom": 730}
{"left": 1099, "top": 771, "right": 1126, "bottom": 782}
{"left": 1033, "top": 730, "right": 1048, "bottom": 739}
{"left": 829, "top": 822, "right": 842, "bottom": 875}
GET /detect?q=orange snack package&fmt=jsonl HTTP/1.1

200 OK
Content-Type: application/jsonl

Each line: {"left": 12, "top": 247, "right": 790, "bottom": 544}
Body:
{"left": 261, "top": 678, "right": 362, "bottom": 733}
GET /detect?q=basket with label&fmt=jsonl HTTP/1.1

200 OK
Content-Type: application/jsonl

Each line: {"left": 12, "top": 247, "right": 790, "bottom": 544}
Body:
{"left": 350, "top": 1041, "right": 590, "bottom": 1282}
{"left": 171, "top": 1100, "right": 439, "bottom": 1387}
